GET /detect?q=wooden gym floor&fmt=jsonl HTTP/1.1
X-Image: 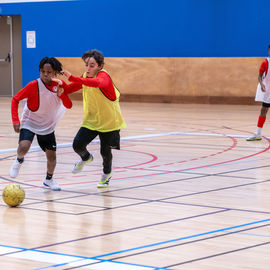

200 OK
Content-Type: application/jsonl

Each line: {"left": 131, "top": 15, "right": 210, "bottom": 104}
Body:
{"left": 0, "top": 97, "right": 270, "bottom": 269}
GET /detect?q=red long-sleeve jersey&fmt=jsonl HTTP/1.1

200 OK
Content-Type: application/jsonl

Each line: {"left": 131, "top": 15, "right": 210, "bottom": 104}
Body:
{"left": 63, "top": 70, "right": 117, "bottom": 101}
{"left": 259, "top": 59, "right": 268, "bottom": 75}
{"left": 11, "top": 80, "right": 72, "bottom": 125}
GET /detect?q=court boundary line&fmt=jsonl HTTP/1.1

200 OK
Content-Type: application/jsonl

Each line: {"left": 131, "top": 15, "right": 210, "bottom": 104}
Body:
{"left": 0, "top": 209, "right": 229, "bottom": 257}
{"left": 0, "top": 131, "right": 267, "bottom": 154}
{"left": 108, "top": 223, "right": 270, "bottom": 264}
{"left": 91, "top": 218, "right": 270, "bottom": 259}
{"left": 166, "top": 240, "right": 270, "bottom": 268}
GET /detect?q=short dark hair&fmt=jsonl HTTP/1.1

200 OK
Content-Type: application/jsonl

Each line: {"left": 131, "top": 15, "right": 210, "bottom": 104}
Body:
{"left": 82, "top": 49, "right": 104, "bottom": 67}
{"left": 39, "top": 57, "right": 62, "bottom": 74}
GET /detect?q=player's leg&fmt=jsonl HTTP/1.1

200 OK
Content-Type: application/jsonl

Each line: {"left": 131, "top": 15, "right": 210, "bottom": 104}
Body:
{"left": 97, "top": 130, "right": 120, "bottom": 188}
{"left": 257, "top": 104, "right": 269, "bottom": 135}
{"left": 72, "top": 127, "right": 96, "bottom": 173}
{"left": 45, "top": 150, "right": 56, "bottom": 176}
{"left": 97, "top": 145, "right": 112, "bottom": 188}
{"left": 37, "top": 132, "right": 60, "bottom": 191}
{"left": 10, "top": 129, "right": 34, "bottom": 178}
{"left": 247, "top": 103, "right": 269, "bottom": 141}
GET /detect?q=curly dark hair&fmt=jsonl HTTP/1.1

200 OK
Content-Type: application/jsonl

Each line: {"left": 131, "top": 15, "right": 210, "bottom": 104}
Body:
{"left": 39, "top": 57, "right": 62, "bottom": 74}
{"left": 82, "top": 49, "right": 104, "bottom": 67}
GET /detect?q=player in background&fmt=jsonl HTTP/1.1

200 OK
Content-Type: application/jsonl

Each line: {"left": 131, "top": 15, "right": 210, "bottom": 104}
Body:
{"left": 247, "top": 45, "right": 270, "bottom": 141}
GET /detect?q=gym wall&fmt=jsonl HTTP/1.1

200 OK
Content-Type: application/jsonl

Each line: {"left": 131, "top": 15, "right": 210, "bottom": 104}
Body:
{"left": 1, "top": 0, "right": 270, "bottom": 103}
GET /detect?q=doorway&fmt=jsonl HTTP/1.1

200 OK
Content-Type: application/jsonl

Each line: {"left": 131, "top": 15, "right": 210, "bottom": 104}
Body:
{"left": 0, "top": 15, "right": 22, "bottom": 96}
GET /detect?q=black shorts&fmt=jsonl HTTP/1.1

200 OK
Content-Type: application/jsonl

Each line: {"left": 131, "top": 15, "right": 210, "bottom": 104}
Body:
{"left": 100, "top": 129, "right": 120, "bottom": 150}
{"left": 74, "top": 127, "right": 120, "bottom": 150}
{"left": 262, "top": 102, "right": 270, "bottom": 108}
{"left": 19, "top": 128, "right": 56, "bottom": 152}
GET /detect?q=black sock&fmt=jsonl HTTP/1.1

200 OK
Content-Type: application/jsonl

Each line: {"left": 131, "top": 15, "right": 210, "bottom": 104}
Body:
{"left": 17, "top": 157, "right": 24, "bottom": 164}
{"left": 46, "top": 173, "right": 53, "bottom": 180}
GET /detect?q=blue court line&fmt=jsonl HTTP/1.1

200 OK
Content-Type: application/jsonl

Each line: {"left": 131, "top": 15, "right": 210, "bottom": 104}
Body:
{"left": 33, "top": 257, "right": 166, "bottom": 270}
{"left": 223, "top": 230, "right": 270, "bottom": 238}
{"left": 33, "top": 258, "right": 87, "bottom": 270}
{"left": 0, "top": 243, "right": 171, "bottom": 270}
{"left": 0, "top": 244, "right": 86, "bottom": 258}
{"left": 2, "top": 219, "right": 270, "bottom": 270}
{"left": 92, "top": 218, "right": 270, "bottom": 259}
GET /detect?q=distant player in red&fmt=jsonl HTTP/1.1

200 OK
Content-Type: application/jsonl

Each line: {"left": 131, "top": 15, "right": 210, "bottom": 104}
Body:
{"left": 10, "top": 57, "right": 72, "bottom": 190}
{"left": 247, "top": 45, "right": 270, "bottom": 141}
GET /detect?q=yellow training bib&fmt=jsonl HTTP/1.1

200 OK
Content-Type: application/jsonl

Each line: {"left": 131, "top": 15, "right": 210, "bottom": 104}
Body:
{"left": 81, "top": 70, "right": 126, "bottom": 132}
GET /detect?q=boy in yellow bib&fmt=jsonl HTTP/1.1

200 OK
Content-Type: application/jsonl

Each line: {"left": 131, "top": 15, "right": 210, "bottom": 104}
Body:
{"left": 62, "top": 49, "right": 126, "bottom": 187}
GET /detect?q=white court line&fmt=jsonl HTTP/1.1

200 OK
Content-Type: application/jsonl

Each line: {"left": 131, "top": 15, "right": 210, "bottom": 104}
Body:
{"left": 0, "top": 246, "right": 155, "bottom": 270}
{"left": 0, "top": 131, "right": 255, "bottom": 154}
{"left": 0, "top": 246, "right": 22, "bottom": 254}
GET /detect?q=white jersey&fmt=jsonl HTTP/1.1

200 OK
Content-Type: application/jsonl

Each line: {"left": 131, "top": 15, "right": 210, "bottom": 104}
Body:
{"left": 255, "top": 57, "right": 270, "bottom": 103}
{"left": 20, "top": 78, "right": 66, "bottom": 135}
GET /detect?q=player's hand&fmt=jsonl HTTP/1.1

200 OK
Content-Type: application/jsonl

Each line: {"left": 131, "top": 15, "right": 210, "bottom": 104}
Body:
{"left": 51, "top": 78, "right": 63, "bottom": 86}
{"left": 13, "top": 123, "right": 20, "bottom": 133}
{"left": 51, "top": 78, "right": 64, "bottom": 96}
{"left": 57, "top": 88, "right": 64, "bottom": 97}
{"left": 261, "top": 83, "right": 266, "bottom": 92}
{"left": 61, "top": 70, "right": 71, "bottom": 79}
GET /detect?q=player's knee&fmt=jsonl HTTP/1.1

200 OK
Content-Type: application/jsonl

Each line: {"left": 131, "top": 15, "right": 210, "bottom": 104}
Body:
{"left": 101, "top": 149, "right": 112, "bottom": 163}
{"left": 46, "top": 151, "right": 56, "bottom": 163}
{"left": 261, "top": 107, "right": 268, "bottom": 116}
{"left": 48, "top": 155, "right": 56, "bottom": 163}
{"left": 72, "top": 139, "right": 84, "bottom": 154}
{"left": 18, "top": 142, "right": 30, "bottom": 154}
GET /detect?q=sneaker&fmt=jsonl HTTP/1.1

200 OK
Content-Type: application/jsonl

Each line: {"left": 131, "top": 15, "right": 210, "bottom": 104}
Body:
{"left": 246, "top": 134, "right": 262, "bottom": 141}
{"left": 72, "top": 154, "right": 93, "bottom": 174}
{"left": 43, "top": 179, "right": 61, "bottom": 191}
{"left": 9, "top": 159, "right": 23, "bottom": 178}
{"left": 97, "top": 172, "right": 112, "bottom": 188}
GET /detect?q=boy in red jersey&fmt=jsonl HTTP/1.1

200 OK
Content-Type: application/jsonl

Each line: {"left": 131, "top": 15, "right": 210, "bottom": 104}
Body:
{"left": 247, "top": 45, "right": 270, "bottom": 141}
{"left": 10, "top": 57, "right": 72, "bottom": 191}
{"left": 61, "top": 49, "right": 126, "bottom": 188}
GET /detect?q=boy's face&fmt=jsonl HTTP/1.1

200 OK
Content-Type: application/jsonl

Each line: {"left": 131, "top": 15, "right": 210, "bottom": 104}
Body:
{"left": 84, "top": 57, "right": 101, "bottom": 78}
{"left": 40, "top": 63, "right": 57, "bottom": 85}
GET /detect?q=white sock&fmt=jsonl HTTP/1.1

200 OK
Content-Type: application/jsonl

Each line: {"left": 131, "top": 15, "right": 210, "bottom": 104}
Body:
{"left": 256, "top": 127, "right": 262, "bottom": 136}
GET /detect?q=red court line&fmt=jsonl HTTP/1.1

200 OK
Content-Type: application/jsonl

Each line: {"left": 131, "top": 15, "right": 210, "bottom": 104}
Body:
{"left": 2, "top": 126, "right": 270, "bottom": 190}
{"left": 0, "top": 149, "right": 158, "bottom": 184}
{"left": 15, "top": 136, "right": 270, "bottom": 190}
{"left": 145, "top": 135, "right": 237, "bottom": 169}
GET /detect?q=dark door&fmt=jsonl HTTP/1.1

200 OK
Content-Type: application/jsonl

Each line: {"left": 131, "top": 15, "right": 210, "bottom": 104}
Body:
{"left": 0, "top": 15, "right": 22, "bottom": 96}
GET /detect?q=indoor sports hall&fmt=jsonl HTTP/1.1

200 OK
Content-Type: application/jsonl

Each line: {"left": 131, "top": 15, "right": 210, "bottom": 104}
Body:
{"left": 1, "top": 0, "right": 270, "bottom": 269}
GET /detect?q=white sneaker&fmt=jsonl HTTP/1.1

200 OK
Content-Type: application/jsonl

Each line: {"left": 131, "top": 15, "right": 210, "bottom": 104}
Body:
{"left": 246, "top": 134, "right": 262, "bottom": 141}
{"left": 9, "top": 159, "right": 23, "bottom": 178}
{"left": 97, "top": 172, "right": 112, "bottom": 188}
{"left": 43, "top": 179, "right": 61, "bottom": 191}
{"left": 72, "top": 154, "right": 93, "bottom": 174}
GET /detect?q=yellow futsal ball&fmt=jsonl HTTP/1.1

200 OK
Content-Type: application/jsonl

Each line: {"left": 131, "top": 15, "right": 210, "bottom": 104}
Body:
{"left": 2, "top": 183, "right": 25, "bottom": 207}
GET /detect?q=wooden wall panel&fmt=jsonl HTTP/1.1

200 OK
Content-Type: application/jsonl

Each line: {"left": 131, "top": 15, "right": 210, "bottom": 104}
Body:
{"left": 57, "top": 57, "right": 264, "bottom": 104}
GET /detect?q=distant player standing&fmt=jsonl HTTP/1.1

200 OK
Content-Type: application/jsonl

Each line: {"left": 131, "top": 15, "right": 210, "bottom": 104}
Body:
{"left": 247, "top": 45, "right": 270, "bottom": 141}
